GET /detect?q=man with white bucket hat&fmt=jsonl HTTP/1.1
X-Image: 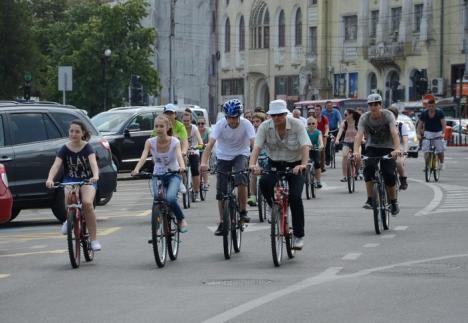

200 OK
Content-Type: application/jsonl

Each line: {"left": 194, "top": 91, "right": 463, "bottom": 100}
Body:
{"left": 249, "top": 99, "right": 311, "bottom": 250}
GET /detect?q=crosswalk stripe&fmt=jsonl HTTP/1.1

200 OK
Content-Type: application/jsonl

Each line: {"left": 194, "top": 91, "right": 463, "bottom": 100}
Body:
{"left": 0, "top": 274, "right": 10, "bottom": 279}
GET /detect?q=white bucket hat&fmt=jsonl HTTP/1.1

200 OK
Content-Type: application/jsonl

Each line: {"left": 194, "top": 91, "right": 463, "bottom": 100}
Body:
{"left": 267, "top": 99, "right": 289, "bottom": 115}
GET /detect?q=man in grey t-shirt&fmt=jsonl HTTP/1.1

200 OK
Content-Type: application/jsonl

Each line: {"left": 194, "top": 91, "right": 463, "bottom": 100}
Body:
{"left": 353, "top": 94, "right": 401, "bottom": 216}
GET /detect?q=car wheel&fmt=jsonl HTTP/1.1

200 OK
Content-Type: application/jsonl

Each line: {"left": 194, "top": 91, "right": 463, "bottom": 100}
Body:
{"left": 9, "top": 208, "right": 20, "bottom": 222}
{"left": 51, "top": 188, "right": 67, "bottom": 223}
{"left": 96, "top": 191, "right": 113, "bottom": 206}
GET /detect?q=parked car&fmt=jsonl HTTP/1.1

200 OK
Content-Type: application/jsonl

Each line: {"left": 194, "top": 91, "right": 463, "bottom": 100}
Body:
{"left": 397, "top": 114, "right": 419, "bottom": 158}
{"left": 0, "top": 163, "right": 13, "bottom": 224}
{"left": 0, "top": 103, "right": 117, "bottom": 222}
{"left": 91, "top": 106, "right": 199, "bottom": 172}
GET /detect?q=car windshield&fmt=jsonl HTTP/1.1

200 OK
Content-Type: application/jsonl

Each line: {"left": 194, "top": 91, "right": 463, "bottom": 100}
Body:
{"left": 91, "top": 111, "right": 134, "bottom": 132}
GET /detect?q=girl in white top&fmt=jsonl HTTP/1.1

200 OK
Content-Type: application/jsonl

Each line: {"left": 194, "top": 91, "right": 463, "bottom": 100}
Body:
{"left": 336, "top": 108, "right": 362, "bottom": 182}
{"left": 132, "top": 115, "right": 188, "bottom": 232}
{"left": 182, "top": 111, "right": 204, "bottom": 200}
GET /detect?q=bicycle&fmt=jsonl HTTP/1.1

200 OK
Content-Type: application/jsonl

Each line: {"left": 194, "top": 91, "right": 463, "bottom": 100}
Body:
{"left": 134, "top": 170, "right": 181, "bottom": 268}
{"left": 55, "top": 181, "right": 94, "bottom": 269}
{"left": 362, "top": 154, "right": 394, "bottom": 235}
{"left": 261, "top": 168, "right": 296, "bottom": 267}
{"left": 181, "top": 159, "right": 192, "bottom": 209}
{"left": 346, "top": 152, "right": 358, "bottom": 194}
{"left": 327, "top": 134, "right": 336, "bottom": 168}
{"left": 216, "top": 169, "right": 249, "bottom": 260}
{"left": 423, "top": 137, "right": 443, "bottom": 183}
{"left": 304, "top": 147, "right": 321, "bottom": 199}
{"left": 257, "top": 155, "right": 269, "bottom": 222}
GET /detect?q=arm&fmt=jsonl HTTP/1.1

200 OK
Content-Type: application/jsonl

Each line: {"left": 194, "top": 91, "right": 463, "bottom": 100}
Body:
{"left": 194, "top": 127, "right": 204, "bottom": 147}
{"left": 131, "top": 139, "right": 151, "bottom": 175}
{"left": 335, "top": 123, "right": 344, "bottom": 144}
{"left": 318, "top": 133, "right": 324, "bottom": 149}
{"left": 175, "top": 142, "right": 186, "bottom": 173}
{"left": 180, "top": 138, "right": 189, "bottom": 156}
{"left": 249, "top": 145, "right": 261, "bottom": 174}
{"left": 88, "top": 153, "right": 100, "bottom": 183}
{"left": 324, "top": 123, "right": 329, "bottom": 137}
{"left": 353, "top": 129, "right": 365, "bottom": 161}
{"left": 46, "top": 157, "right": 64, "bottom": 188}
{"left": 293, "top": 145, "right": 310, "bottom": 175}
{"left": 417, "top": 119, "right": 424, "bottom": 140}
{"left": 200, "top": 137, "right": 216, "bottom": 170}
{"left": 389, "top": 124, "right": 401, "bottom": 157}
{"left": 249, "top": 138, "right": 255, "bottom": 151}
{"left": 441, "top": 118, "right": 447, "bottom": 137}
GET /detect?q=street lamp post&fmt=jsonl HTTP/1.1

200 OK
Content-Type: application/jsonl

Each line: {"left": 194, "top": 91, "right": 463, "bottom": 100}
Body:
{"left": 102, "top": 49, "right": 112, "bottom": 110}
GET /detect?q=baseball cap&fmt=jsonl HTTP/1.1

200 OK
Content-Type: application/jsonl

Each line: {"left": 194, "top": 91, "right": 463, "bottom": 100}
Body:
{"left": 164, "top": 103, "right": 177, "bottom": 112}
{"left": 367, "top": 93, "right": 382, "bottom": 104}
{"left": 422, "top": 94, "right": 435, "bottom": 104}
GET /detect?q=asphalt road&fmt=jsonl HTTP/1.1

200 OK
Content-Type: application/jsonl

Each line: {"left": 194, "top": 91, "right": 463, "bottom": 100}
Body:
{"left": 1, "top": 147, "right": 468, "bottom": 323}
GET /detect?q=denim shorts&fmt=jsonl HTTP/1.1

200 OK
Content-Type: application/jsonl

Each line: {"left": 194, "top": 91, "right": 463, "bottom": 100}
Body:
{"left": 63, "top": 176, "right": 97, "bottom": 190}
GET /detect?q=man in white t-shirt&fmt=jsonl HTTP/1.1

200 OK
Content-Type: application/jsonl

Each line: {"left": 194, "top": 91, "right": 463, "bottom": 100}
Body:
{"left": 388, "top": 105, "right": 409, "bottom": 190}
{"left": 201, "top": 99, "right": 256, "bottom": 235}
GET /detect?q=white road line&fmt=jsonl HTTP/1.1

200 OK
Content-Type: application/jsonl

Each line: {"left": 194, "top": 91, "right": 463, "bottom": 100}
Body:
{"left": 410, "top": 178, "right": 443, "bottom": 216}
{"left": 342, "top": 252, "right": 362, "bottom": 260}
{"left": 0, "top": 274, "right": 10, "bottom": 279}
{"left": 363, "top": 243, "right": 380, "bottom": 248}
{"left": 432, "top": 208, "right": 467, "bottom": 213}
{"left": 30, "top": 245, "right": 47, "bottom": 250}
{"left": 381, "top": 234, "right": 396, "bottom": 239}
{"left": 203, "top": 253, "right": 468, "bottom": 323}
{"left": 0, "top": 249, "right": 66, "bottom": 258}
{"left": 394, "top": 226, "right": 408, "bottom": 231}
{"left": 207, "top": 223, "right": 269, "bottom": 233}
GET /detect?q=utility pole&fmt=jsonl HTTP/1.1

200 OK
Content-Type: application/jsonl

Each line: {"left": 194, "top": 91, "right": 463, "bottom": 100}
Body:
{"left": 169, "top": 0, "right": 176, "bottom": 103}
{"left": 461, "top": 0, "right": 468, "bottom": 144}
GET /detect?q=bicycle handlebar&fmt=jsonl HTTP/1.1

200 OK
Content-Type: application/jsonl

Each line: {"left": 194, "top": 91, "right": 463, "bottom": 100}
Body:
{"left": 53, "top": 180, "right": 92, "bottom": 188}
{"left": 132, "top": 170, "right": 183, "bottom": 179}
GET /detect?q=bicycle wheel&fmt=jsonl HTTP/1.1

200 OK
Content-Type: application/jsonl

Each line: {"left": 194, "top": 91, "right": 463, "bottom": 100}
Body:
{"left": 222, "top": 200, "right": 232, "bottom": 260}
{"left": 372, "top": 183, "right": 383, "bottom": 235}
{"left": 231, "top": 199, "right": 242, "bottom": 253}
{"left": 67, "top": 209, "right": 81, "bottom": 269}
{"left": 424, "top": 155, "right": 432, "bottom": 182}
{"left": 305, "top": 170, "right": 311, "bottom": 200}
{"left": 257, "top": 185, "right": 264, "bottom": 222}
{"left": 270, "top": 204, "right": 283, "bottom": 267}
{"left": 151, "top": 204, "right": 167, "bottom": 268}
{"left": 310, "top": 172, "right": 316, "bottom": 198}
{"left": 381, "top": 186, "right": 390, "bottom": 231}
{"left": 209, "top": 153, "right": 217, "bottom": 174}
{"left": 199, "top": 181, "right": 207, "bottom": 201}
{"left": 331, "top": 143, "right": 336, "bottom": 168}
{"left": 182, "top": 173, "right": 190, "bottom": 209}
{"left": 82, "top": 220, "right": 94, "bottom": 262}
{"left": 347, "top": 159, "right": 354, "bottom": 193}
{"left": 167, "top": 212, "right": 180, "bottom": 261}
{"left": 432, "top": 155, "right": 440, "bottom": 182}
{"left": 285, "top": 208, "right": 295, "bottom": 259}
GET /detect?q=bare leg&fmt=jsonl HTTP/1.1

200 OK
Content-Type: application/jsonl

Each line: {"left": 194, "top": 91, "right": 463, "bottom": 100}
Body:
{"left": 238, "top": 184, "right": 248, "bottom": 212}
{"left": 193, "top": 175, "right": 200, "bottom": 193}
{"left": 80, "top": 186, "right": 97, "bottom": 240}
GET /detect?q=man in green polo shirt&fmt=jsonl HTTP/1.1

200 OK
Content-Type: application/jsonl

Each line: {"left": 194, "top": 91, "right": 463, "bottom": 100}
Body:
{"left": 153, "top": 103, "right": 188, "bottom": 155}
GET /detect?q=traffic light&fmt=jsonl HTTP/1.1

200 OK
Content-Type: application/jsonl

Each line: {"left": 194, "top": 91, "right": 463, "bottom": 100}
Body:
{"left": 130, "top": 74, "right": 144, "bottom": 105}
{"left": 23, "top": 72, "right": 32, "bottom": 100}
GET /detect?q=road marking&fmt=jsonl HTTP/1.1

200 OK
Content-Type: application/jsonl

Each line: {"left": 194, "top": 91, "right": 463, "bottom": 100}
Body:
{"left": 381, "top": 234, "right": 396, "bottom": 239}
{"left": 0, "top": 227, "right": 120, "bottom": 242}
{"left": 0, "top": 274, "right": 10, "bottom": 279}
{"left": 394, "top": 226, "right": 408, "bottom": 231}
{"left": 203, "top": 253, "right": 468, "bottom": 323}
{"left": 363, "top": 243, "right": 379, "bottom": 248}
{"left": 30, "top": 245, "right": 47, "bottom": 250}
{"left": 0, "top": 249, "right": 66, "bottom": 258}
{"left": 207, "top": 223, "right": 269, "bottom": 233}
{"left": 342, "top": 252, "right": 362, "bottom": 260}
{"left": 432, "top": 208, "right": 467, "bottom": 214}
{"left": 410, "top": 178, "right": 443, "bottom": 216}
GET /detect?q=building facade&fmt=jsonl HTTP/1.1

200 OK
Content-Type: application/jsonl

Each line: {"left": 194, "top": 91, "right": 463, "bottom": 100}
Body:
{"left": 218, "top": 0, "right": 468, "bottom": 111}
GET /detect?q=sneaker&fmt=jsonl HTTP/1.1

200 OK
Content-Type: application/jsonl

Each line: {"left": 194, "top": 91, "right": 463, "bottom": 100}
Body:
{"left": 293, "top": 236, "right": 304, "bottom": 250}
{"left": 193, "top": 194, "right": 200, "bottom": 202}
{"left": 363, "top": 198, "right": 373, "bottom": 209}
{"left": 321, "top": 168, "right": 326, "bottom": 173}
{"left": 438, "top": 162, "right": 445, "bottom": 171}
{"left": 178, "top": 219, "right": 188, "bottom": 233}
{"left": 390, "top": 202, "right": 400, "bottom": 216}
{"left": 179, "top": 182, "right": 187, "bottom": 194}
{"left": 315, "top": 181, "right": 322, "bottom": 188}
{"left": 340, "top": 177, "right": 347, "bottom": 182}
{"left": 326, "top": 161, "right": 331, "bottom": 166}
{"left": 61, "top": 221, "right": 68, "bottom": 235}
{"left": 358, "top": 173, "right": 364, "bottom": 180}
{"left": 239, "top": 210, "right": 250, "bottom": 223}
{"left": 399, "top": 177, "right": 408, "bottom": 190}
{"left": 91, "top": 240, "right": 102, "bottom": 251}
{"left": 214, "top": 223, "right": 224, "bottom": 236}
{"left": 247, "top": 195, "right": 257, "bottom": 206}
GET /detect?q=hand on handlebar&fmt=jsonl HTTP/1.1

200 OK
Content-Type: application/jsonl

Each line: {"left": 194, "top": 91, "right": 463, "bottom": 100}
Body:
{"left": 249, "top": 164, "right": 261, "bottom": 175}
{"left": 293, "top": 164, "right": 306, "bottom": 175}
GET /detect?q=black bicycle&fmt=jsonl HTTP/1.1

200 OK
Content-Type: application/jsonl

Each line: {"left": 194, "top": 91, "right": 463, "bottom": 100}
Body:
{"left": 216, "top": 169, "right": 249, "bottom": 259}
{"left": 134, "top": 170, "right": 182, "bottom": 268}
{"left": 362, "top": 154, "right": 394, "bottom": 235}
{"left": 257, "top": 155, "right": 269, "bottom": 222}
{"left": 304, "top": 147, "right": 321, "bottom": 199}
{"left": 327, "top": 134, "right": 336, "bottom": 168}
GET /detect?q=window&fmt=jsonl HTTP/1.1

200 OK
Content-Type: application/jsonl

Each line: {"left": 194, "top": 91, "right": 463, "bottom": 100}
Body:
{"left": 308, "top": 26, "right": 317, "bottom": 55}
{"left": 370, "top": 10, "right": 379, "bottom": 38}
{"left": 249, "top": 1, "right": 269, "bottom": 49}
{"left": 295, "top": 9, "right": 302, "bottom": 46}
{"left": 344, "top": 15, "right": 357, "bottom": 41}
{"left": 391, "top": 7, "right": 402, "bottom": 34}
{"left": 414, "top": 4, "right": 423, "bottom": 33}
{"left": 129, "top": 112, "right": 154, "bottom": 131}
{"left": 43, "top": 115, "right": 61, "bottom": 139}
{"left": 0, "top": 116, "right": 4, "bottom": 147}
{"left": 239, "top": 16, "right": 245, "bottom": 51}
{"left": 278, "top": 10, "right": 285, "bottom": 47}
{"left": 51, "top": 112, "right": 97, "bottom": 136}
{"left": 221, "top": 79, "right": 244, "bottom": 95}
{"left": 225, "top": 18, "right": 231, "bottom": 53}
{"left": 275, "top": 76, "right": 299, "bottom": 96}
{"left": 308, "top": 0, "right": 318, "bottom": 5}
{"left": 10, "top": 113, "right": 50, "bottom": 145}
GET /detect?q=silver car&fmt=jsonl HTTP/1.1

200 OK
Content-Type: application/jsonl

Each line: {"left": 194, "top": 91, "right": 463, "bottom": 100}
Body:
{"left": 398, "top": 114, "right": 419, "bottom": 158}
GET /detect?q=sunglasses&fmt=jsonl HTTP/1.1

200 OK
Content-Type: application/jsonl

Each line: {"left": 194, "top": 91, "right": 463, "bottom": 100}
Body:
{"left": 308, "top": 123, "right": 316, "bottom": 125}
{"left": 197, "top": 122, "right": 205, "bottom": 125}
{"left": 368, "top": 102, "right": 380, "bottom": 106}
{"left": 270, "top": 113, "right": 286, "bottom": 117}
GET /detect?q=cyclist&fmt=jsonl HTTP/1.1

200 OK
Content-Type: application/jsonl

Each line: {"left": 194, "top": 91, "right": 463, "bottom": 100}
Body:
{"left": 306, "top": 117, "right": 323, "bottom": 188}
{"left": 153, "top": 103, "right": 188, "bottom": 156}
{"left": 249, "top": 99, "right": 311, "bottom": 250}
{"left": 314, "top": 105, "right": 329, "bottom": 172}
{"left": 417, "top": 94, "right": 446, "bottom": 170}
{"left": 131, "top": 115, "right": 188, "bottom": 232}
{"left": 388, "top": 105, "right": 409, "bottom": 190}
{"left": 46, "top": 120, "right": 101, "bottom": 251}
{"left": 182, "top": 111, "right": 204, "bottom": 201}
{"left": 244, "top": 110, "right": 253, "bottom": 123}
{"left": 248, "top": 112, "right": 267, "bottom": 206}
{"left": 322, "top": 101, "right": 342, "bottom": 164}
{"left": 197, "top": 117, "right": 211, "bottom": 188}
{"left": 292, "top": 108, "right": 307, "bottom": 127}
{"left": 336, "top": 108, "right": 361, "bottom": 182}
{"left": 353, "top": 94, "right": 401, "bottom": 216}
{"left": 200, "top": 99, "right": 256, "bottom": 236}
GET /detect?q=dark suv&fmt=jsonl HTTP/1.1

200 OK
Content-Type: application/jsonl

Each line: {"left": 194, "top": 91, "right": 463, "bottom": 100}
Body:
{"left": 0, "top": 103, "right": 117, "bottom": 222}
{"left": 91, "top": 106, "right": 198, "bottom": 172}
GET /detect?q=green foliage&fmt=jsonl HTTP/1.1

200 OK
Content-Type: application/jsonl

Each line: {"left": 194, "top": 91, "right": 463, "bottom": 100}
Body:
{"left": 0, "top": 0, "right": 160, "bottom": 115}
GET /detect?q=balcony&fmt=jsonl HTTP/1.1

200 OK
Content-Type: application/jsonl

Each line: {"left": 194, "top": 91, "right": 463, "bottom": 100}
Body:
{"left": 246, "top": 49, "right": 269, "bottom": 74}
{"left": 235, "top": 51, "right": 245, "bottom": 70}
{"left": 274, "top": 47, "right": 286, "bottom": 67}
{"left": 221, "top": 52, "right": 232, "bottom": 71}
{"left": 291, "top": 46, "right": 304, "bottom": 66}
{"left": 368, "top": 42, "right": 404, "bottom": 68}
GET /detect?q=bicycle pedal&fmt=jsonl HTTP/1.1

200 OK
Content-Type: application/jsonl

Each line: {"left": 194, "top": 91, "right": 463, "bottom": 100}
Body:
{"left": 147, "top": 239, "right": 153, "bottom": 244}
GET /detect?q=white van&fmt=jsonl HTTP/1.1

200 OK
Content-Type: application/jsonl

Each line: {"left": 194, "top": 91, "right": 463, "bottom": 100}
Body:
{"left": 182, "top": 105, "right": 210, "bottom": 126}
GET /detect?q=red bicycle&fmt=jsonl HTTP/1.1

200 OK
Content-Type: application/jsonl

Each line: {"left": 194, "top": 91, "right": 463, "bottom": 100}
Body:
{"left": 55, "top": 181, "right": 94, "bottom": 269}
{"left": 262, "top": 168, "right": 296, "bottom": 267}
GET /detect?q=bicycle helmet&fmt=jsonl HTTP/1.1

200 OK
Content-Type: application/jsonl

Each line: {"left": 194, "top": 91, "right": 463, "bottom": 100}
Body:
{"left": 223, "top": 99, "right": 243, "bottom": 117}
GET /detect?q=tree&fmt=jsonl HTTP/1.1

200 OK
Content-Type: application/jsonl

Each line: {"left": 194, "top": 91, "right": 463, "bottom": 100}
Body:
{"left": 42, "top": 0, "right": 160, "bottom": 115}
